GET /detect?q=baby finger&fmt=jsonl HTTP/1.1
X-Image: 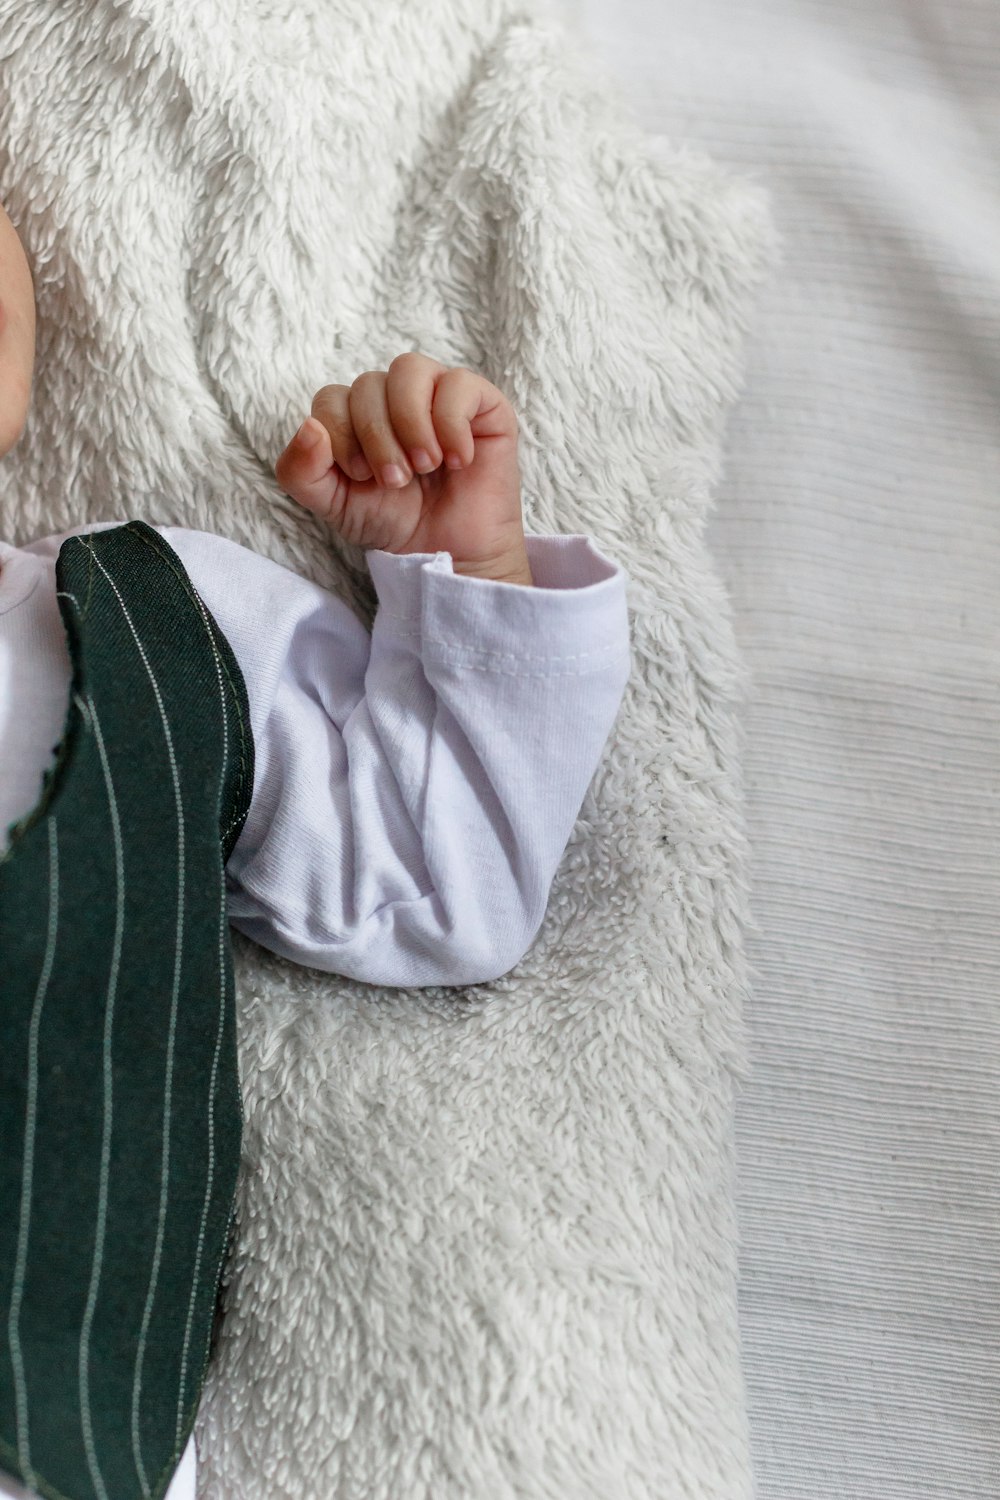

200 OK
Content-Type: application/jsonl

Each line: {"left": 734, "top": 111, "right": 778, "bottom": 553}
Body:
{"left": 310, "top": 384, "right": 373, "bottom": 481}
{"left": 430, "top": 366, "right": 486, "bottom": 468}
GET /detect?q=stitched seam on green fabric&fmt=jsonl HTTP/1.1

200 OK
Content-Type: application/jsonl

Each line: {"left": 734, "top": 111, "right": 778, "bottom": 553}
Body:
{"left": 70, "top": 534, "right": 98, "bottom": 623}
{"left": 124, "top": 525, "right": 253, "bottom": 814}
{"left": 146, "top": 1385, "right": 206, "bottom": 1500}
{"left": 169, "top": 1190, "right": 244, "bottom": 1485}
{"left": 205, "top": 610, "right": 254, "bottom": 837}
{"left": 115, "top": 525, "right": 254, "bottom": 827}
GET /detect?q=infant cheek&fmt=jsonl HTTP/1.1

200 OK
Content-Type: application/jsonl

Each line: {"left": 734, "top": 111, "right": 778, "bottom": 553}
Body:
{"left": 0, "top": 366, "right": 32, "bottom": 459}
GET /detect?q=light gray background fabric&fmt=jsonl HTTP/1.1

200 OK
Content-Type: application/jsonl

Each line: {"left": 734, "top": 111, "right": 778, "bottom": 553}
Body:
{"left": 553, "top": 1, "right": 1000, "bottom": 1496}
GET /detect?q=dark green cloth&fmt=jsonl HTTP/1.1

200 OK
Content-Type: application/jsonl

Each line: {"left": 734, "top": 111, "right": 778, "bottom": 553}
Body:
{"left": 1, "top": 522, "right": 254, "bottom": 1500}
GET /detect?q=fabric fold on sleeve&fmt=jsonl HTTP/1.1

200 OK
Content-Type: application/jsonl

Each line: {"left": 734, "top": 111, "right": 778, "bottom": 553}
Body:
{"left": 218, "top": 531, "right": 631, "bottom": 988}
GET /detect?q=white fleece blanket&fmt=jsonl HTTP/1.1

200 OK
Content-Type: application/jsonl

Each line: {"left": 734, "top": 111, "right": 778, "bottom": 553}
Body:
{"left": 0, "top": 2, "right": 776, "bottom": 1494}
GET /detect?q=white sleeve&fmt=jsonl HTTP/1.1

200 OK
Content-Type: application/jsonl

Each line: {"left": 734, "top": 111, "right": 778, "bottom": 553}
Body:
{"left": 170, "top": 529, "right": 631, "bottom": 989}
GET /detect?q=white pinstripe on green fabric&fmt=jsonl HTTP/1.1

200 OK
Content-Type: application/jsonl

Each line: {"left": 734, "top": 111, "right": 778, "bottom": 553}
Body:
{"left": 9, "top": 539, "right": 244, "bottom": 1500}
{"left": 172, "top": 584, "right": 231, "bottom": 1454}
{"left": 77, "top": 689, "right": 125, "bottom": 1500}
{"left": 80, "top": 543, "right": 190, "bottom": 1499}
{"left": 5, "top": 815, "right": 59, "bottom": 1500}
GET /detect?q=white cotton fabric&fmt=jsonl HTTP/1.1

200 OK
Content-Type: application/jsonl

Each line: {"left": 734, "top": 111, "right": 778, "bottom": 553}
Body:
{"left": 0, "top": 524, "right": 631, "bottom": 987}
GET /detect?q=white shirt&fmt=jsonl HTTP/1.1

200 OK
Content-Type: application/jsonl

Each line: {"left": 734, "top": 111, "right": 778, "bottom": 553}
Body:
{"left": 0, "top": 523, "right": 631, "bottom": 988}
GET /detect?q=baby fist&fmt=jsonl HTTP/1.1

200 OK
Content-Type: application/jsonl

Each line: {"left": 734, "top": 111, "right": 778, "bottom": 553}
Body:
{"left": 276, "top": 353, "right": 532, "bottom": 586}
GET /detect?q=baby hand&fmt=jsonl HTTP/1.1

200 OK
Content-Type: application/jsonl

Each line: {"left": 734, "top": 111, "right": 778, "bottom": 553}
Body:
{"left": 275, "top": 353, "right": 532, "bottom": 585}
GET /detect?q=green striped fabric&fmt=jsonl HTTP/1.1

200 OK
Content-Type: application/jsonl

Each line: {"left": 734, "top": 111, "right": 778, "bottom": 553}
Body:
{"left": 1, "top": 522, "right": 254, "bottom": 1500}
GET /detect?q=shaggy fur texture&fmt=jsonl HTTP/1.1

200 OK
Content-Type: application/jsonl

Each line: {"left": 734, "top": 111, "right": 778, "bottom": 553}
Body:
{"left": 0, "top": 1, "right": 777, "bottom": 1493}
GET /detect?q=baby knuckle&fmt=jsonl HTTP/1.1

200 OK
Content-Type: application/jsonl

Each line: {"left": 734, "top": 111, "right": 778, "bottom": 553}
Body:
{"left": 354, "top": 417, "right": 385, "bottom": 447}
{"left": 310, "top": 392, "right": 350, "bottom": 433}
{"left": 352, "top": 369, "right": 384, "bottom": 393}
{"left": 310, "top": 382, "right": 348, "bottom": 407}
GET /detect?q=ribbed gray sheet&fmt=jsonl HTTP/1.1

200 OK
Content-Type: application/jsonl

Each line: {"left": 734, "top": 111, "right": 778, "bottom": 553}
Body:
{"left": 556, "top": 0, "right": 1000, "bottom": 1495}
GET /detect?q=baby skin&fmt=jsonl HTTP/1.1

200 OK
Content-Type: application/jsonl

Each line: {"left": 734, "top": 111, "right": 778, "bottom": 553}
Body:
{"left": 277, "top": 359, "right": 534, "bottom": 587}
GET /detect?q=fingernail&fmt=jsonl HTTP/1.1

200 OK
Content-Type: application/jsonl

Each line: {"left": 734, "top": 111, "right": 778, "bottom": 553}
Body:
{"left": 410, "top": 449, "right": 433, "bottom": 472}
{"left": 445, "top": 452, "right": 463, "bottom": 469}
{"left": 296, "top": 419, "right": 322, "bottom": 451}
{"left": 382, "top": 464, "right": 407, "bottom": 487}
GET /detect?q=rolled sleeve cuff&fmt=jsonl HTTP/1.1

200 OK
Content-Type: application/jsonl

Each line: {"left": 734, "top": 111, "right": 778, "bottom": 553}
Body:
{"left": 367, "top": 532, "right": 630, "bottom": 675}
